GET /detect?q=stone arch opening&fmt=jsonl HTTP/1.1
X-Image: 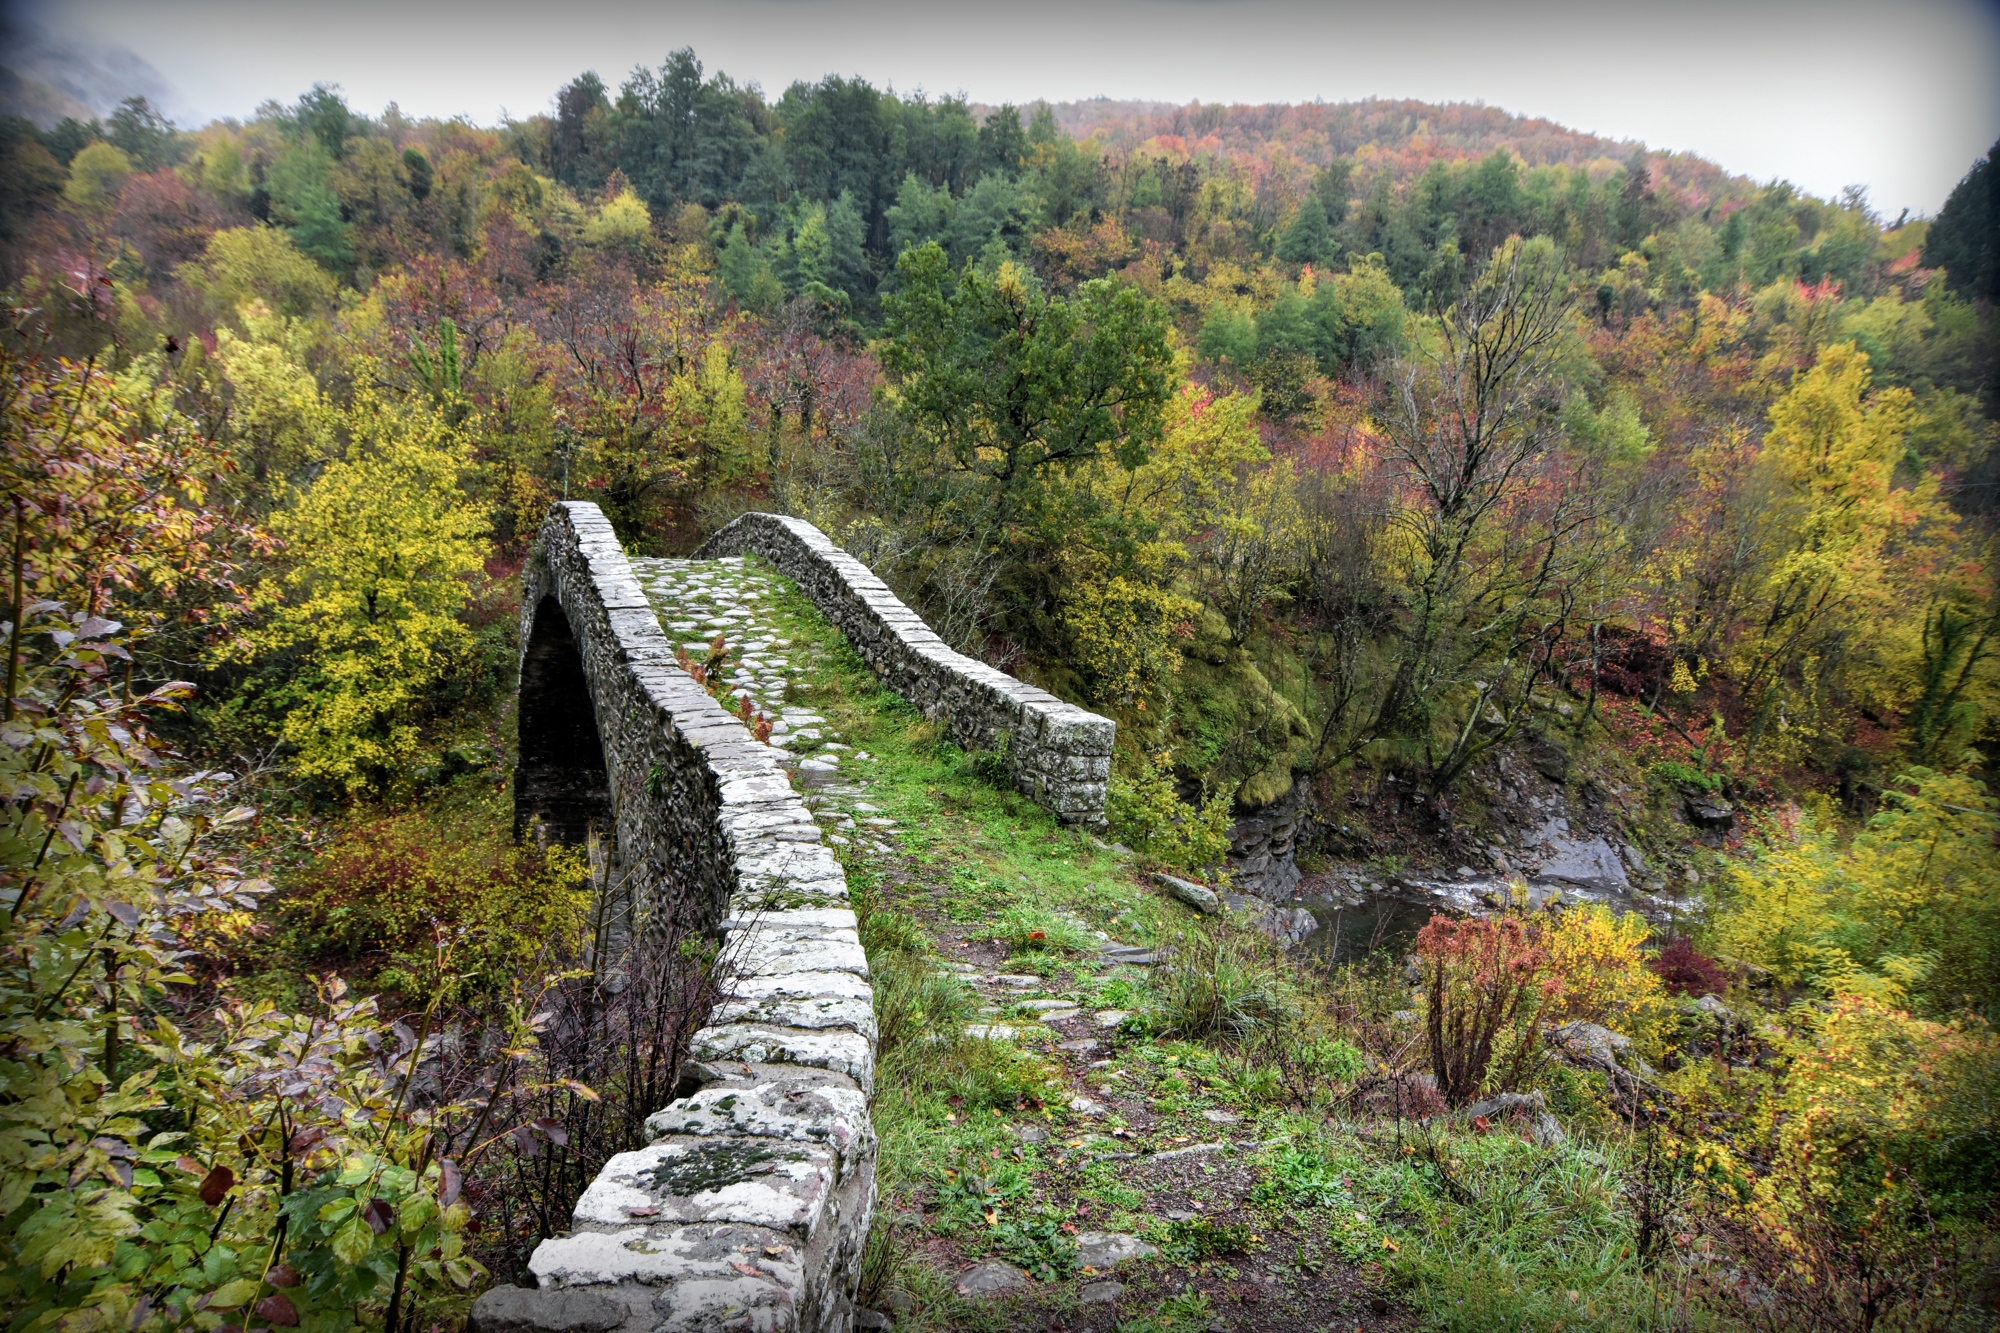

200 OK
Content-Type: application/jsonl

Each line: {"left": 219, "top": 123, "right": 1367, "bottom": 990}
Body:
{"left": 515, "top": 594, "right": 611, "bottom": 845}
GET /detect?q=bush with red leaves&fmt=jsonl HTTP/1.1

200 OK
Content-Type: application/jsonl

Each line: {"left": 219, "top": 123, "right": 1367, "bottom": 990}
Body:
{"left": 1649, "top": 937, "right": 1727, "bottom": 997}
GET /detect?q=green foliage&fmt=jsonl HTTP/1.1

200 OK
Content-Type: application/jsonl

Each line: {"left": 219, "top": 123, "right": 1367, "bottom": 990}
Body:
{"left": 1253, "top": 1144, "right": 1354, "bottom": 1210}
{"left": 1923, "top": 137, "right": 1997, "bottom": 302}
{"left": 178, "top": 226, "right": 340, "bottom": 322}
{"left": 1107, "top": 749, "right": 1233, "bottom": 874}
{"left": 1150, "top": 1215, "right": 1252, "bottom": 1263}
{"left": 61, "top": 141, "right": 132, "bottom": 210}
{"left": 1711, "top": 769, "right": 2000, "bottom": 1014}
{"left": 880, "top": 242, "right": 1176, "bottom": 532}
{"left": 272, "top": 805, "right": 591, "bottom": 1004}
{"left": 1647, "top": 759, "right": 1722, "bottom": 791}
{"left": 989, "top": 1210, "right": 1078, "bottom": 1283}
{"left": 266, "top": 143, "right": 353, "bottom": 270}
{"left": 0, "top": 611, "right": 480, "bottom": 1333}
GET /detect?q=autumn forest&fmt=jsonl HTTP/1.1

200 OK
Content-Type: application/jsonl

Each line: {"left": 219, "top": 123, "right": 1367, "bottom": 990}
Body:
{"left": 3, "top": 44, "right": 1999, "bottom": 1333}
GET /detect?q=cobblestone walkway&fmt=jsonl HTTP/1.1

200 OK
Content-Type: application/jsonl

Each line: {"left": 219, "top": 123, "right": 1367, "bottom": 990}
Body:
{"left": 632, "top": 555, "right": 900, "bottom": 859}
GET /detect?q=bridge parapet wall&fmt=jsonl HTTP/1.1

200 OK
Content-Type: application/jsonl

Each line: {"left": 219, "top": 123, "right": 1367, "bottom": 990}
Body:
{"left": 488, "top": 502, "right": 873, "bottom": 1333}
{"left": 694, "top": 512, "right": 1114, "bottom": 827}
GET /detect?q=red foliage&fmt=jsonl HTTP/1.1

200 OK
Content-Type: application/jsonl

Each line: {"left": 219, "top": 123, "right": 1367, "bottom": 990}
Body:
{"left": 1649, "top": 938, "right": 1727, "bottom": 998}
{"left": 110, "top": 170, "right": 237, "bottom": 276}
{"left": 1415, "top": 913, "right": 1559, "bottom": 1107}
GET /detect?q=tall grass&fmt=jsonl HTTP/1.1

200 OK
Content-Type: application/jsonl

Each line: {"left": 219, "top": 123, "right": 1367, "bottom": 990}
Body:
{"left": 1145, "top": 921, "right": 1301, "bottom": 1041}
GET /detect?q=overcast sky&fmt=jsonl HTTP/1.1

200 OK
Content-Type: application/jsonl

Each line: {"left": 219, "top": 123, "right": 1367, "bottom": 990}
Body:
{"left": 7, "top": 0, "right": 1999, "bottom": 216}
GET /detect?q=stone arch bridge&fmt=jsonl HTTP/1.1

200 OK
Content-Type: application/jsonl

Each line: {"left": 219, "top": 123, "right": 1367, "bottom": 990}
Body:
{"left": 475, "top": 503, "right": 1113, "bottom": 1333}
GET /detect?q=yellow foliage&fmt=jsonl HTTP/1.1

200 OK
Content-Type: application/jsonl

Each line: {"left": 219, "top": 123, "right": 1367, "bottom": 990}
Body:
{"left": 232, "top": 379, "right": 489, "bottom": 792}
{"left": 1708, "top": 768, "right": 2000, "bottom": 1010}
{"left": 1107, "top": 748, "right": 1235, "bottom": 875}
{"left": 214, "top": 301, "right": 335, "bottom": 489}
{"left": 1058, "top": 553, "right": 1200, "bottom": 707}
{"left": 62, "top": 141, "right": 132, "bottom": 210}
{"left": 176, "top": 225, "right": 339, "bottom": 322}
{"left": 1738, "top": 994, "right": 1998, "bottom": 1256}
{"left": 582, "top": 189, "right": 653, "bottom": 252}
{"left": 1708, "top": 809, "right": 1843, "bottom": 987}
{"left": 1740, "top": 344, "right": 1955, "bottom": 748}
{"left": 1543, "top": 901, "right": 1667, "bottom": 1040}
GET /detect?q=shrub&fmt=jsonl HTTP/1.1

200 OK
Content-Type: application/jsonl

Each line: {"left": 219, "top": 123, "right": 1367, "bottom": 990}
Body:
{"left": 1710, "top": 771, "right": 2000, "bottom": 1012}
{"left": 1682, "top": 990, "right": 2000, "bottom": 1329}
{"left": 0, "top": 608, "right": 481, "bottom": 1333}
{"left": 276, "top": 806, "right": 591, "bottom": 1004}
{"left": 1649, "top": 938, "right": 1726, "bottom": 998}
{"left": 1108, "top": 748, "right": 1233, "bottom": 874}
{"left": 1416, "top": 912, "right": 1559, "bottom": 1106}
{"left": 1543, "top": 902, "right": 1670, "bottom": 1056}
{"left": 1147, "top": 923, "right": 1299, "bottom": 1041}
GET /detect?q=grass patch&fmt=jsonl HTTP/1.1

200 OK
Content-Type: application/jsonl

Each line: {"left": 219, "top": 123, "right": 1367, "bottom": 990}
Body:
{"left": 1144, "top": 922, "right": 1300, "bottom": 1041}
{"left": 994, "top": 903, "right": 1097, "bottom": 957}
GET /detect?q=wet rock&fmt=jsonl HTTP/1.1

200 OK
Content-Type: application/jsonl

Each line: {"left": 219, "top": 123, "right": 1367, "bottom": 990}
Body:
{"left": 1548, "top": 1020, "right": 1667, "bottom": 1121}
{"left": 1148, "top": 1141, "right": 1226, "bottom": 1162}
{"left": 1460, "top": 1090, "right": 1565, "bottom": 1146}
{"left": 954, "top": 1262, "right": 1030, "bottom": 1297}
{"left": 1076, "top": 1232, "right": 1159, "bottom": 1270}
{"left": 1226, "top": 779, "right": 1306, "bottom": 898}
{"left": 1529, "top": 817, "right": 1630, "bottom": 887}
{"left": 1530, "top": 743, "right": 1569, "bottom": 782}
{"left": 1155, "top": 872, "right": 1221, "bottom": 914}
{"left": 1683, "top": 794, "right": 1735, "bottom": 831}
{"left": 1693, "top": 993, "right": 1732, "bottom": 1019}
{"left": 1223, "top": 891, "right": 1319, "bottom": 945}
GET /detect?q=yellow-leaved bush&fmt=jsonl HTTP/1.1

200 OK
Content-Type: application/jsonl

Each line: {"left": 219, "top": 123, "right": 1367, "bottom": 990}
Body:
{"left": 228, "top": 377, "right": 488, "bottom": 793}
{"left": 1107, "top": 748, "right": 1234, "bottom": 878}
{"left": 1543, "top": 901, "right": 1669, "bottom": 1043}
{"left": 1709, "top": 768, "right": 1999, "bottom": 1013}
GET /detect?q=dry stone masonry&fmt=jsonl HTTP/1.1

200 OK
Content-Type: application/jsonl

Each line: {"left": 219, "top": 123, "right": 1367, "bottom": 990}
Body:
{"left": 694, "top": 512, "right": 1114, "bottom": 829}
{"left": 488, "top": 505, "right": 1113, "bottom": 1333}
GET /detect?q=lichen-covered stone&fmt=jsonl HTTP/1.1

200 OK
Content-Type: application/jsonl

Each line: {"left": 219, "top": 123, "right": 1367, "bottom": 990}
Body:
{"left": 572, "top": 1139, "right": 837, "bottom": 1237}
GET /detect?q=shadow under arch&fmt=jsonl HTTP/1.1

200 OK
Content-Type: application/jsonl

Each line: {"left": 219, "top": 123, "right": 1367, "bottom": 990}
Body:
{"left": 514, "top": 593, "right": 611, "bottom": 845}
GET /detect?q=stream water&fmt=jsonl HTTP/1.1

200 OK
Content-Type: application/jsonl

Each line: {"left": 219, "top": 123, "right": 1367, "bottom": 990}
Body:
{"left": 1290, "top": 869, "right": 1702, "bottom": 969}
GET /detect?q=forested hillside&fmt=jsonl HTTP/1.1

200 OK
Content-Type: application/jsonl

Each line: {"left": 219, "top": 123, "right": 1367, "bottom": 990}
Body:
{"left": 3, "top": 48, "right": 1998, "bottom": 1332}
